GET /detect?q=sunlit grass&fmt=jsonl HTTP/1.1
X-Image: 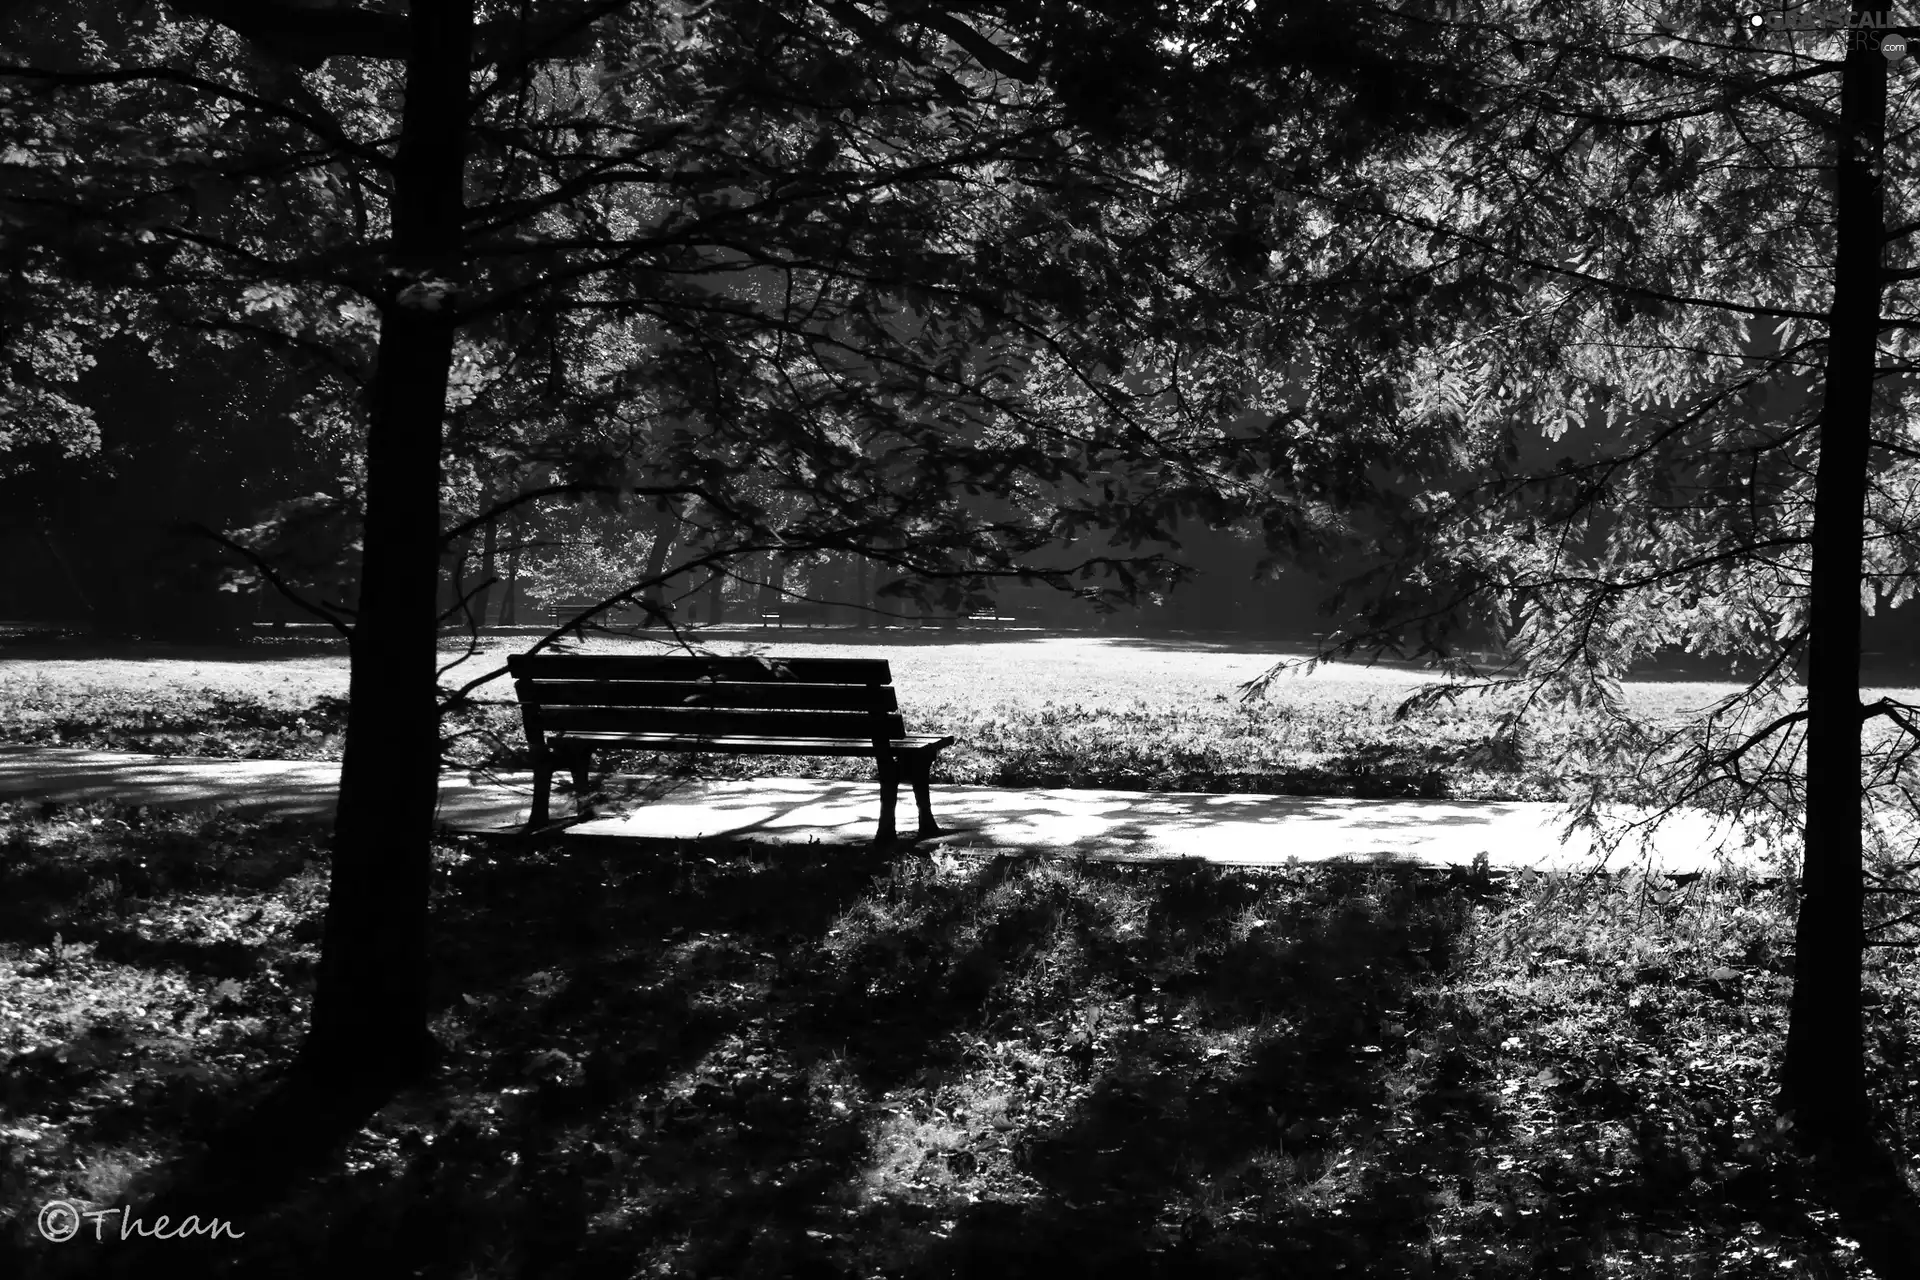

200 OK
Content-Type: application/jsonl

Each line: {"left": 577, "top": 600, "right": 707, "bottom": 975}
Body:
{"left": 11, "top": 634, "right": 1816, "bottom": 802}
{"left": 9, "top": 635, "right": 1919, "bottom": 818}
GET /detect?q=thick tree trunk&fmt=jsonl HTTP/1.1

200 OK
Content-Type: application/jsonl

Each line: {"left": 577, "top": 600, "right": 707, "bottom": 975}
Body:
{"left": 300, "top": 0, "right": 475, "bottom": 1091}
{"left": 1781, "top": 5, "right": 1887, "bottom": 1147}
{"left": 853, "top": 556, "right": 870, "bottom": 629}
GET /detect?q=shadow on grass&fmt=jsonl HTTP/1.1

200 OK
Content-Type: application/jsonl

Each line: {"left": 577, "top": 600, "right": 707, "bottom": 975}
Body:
{"left": 0, "top": 805, "right": 316, "bottom": 957}
{"left": 19, "top": 836, "right": 1456, "bottom": 1277}
{"left": 2, "top": 805, "right": 1902, "bottom": 1279}
{"left": 1803, "top": 1134, "right": 1920, "bottom": 1280}
{"left": 51, "top": 1072, "right": 403, "bottom": 1280}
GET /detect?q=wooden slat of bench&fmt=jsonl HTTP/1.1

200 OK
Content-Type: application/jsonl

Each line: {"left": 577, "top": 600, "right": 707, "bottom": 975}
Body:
{"left": 537, "top": 706, "right": 907, "bottom": 739}
{"left": 508, "top": 654, "right": 892, "bottom": 685}
{"left": 552, "top": 731, "right": 955, "bottom": 756}
{"left": 517, "top": 679, "right": 899, "bottom": 713}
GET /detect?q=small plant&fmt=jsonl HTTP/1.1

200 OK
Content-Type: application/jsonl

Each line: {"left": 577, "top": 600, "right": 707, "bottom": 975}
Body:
{"left": 33, "top": 931, "right": 91, "bottom": 974}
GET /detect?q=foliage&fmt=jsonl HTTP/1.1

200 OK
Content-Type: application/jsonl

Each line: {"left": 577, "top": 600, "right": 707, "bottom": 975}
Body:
{"left": 0, "top": 313, "right": 101, "bottom": 476}
{"left": 1231, "top": 0, "right": 1920, "bottom": 851}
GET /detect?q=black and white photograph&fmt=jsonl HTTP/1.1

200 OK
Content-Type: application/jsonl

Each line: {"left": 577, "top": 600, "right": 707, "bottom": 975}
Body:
{"left": 2, "top": 1, "right": 1918, "bottom": 1275}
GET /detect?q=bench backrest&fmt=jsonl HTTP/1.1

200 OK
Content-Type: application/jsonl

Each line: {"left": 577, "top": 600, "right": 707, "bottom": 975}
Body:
{"left": 507, "top": 654, "right": 905, "bottom": 744}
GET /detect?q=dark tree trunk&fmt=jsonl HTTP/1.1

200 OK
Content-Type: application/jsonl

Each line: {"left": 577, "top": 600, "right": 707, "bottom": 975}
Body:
{"left": 501, "top": 522, "right": 521, "bottom": 626}
{"left": 759, "top": 552, "right": 783, "bottom": 623}
{"left": 1782, "top": 5, "right": 1887, "bottom": 1148}
{"left": 300, "top": 0, "right": 475, "bottom": 1091}
{"left": 853, "top": 556, "right": 870, "bottom": 629}
{"left": 37, "top": 524, "right": 94, "bottom": 620}
{"left": 825, "top": 553, "right": 848, "bottom": 626}
{"left": 474, "top": 507, "right": 498, "bottom": 628}
{"left": 640, "top": 509, "right": 676, "bottom": 625}
{"left": 441, "top": 530, "right": 475, "bottom": 629}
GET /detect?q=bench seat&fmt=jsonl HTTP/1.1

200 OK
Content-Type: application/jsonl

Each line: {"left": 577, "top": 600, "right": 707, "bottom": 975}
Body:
{"left": 550, "top": 731, "right": 956, "bottom": 756}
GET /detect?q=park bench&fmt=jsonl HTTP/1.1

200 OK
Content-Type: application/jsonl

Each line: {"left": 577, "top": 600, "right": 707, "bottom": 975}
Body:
{"left": 545, "top": 597, "right": 651, "bottom": 628}
{"left": 507, "top": 653, "right": 955, "bottom": 843}
{"left": 760, "top": 601, "right": 833, "bottom": 628}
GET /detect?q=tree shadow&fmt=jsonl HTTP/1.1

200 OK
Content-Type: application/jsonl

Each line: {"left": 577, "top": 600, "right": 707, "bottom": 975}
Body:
{"left": 20, "top": 1069, "right": 398, "bottom": 1280}
{"left": 277, "top": 829, "right": 992, "bottom": 1279}
{"left": 398, "top": 853, "right": 1493, "bottom": 1278}
{"left": 4, "top": 824, "right": 1895, "bottom": 1279}
{"left": 902, "top": 861, "right": 1475, "bottom": 1277}
{"left": 1804, "top": 1133, "right": 1920, "bottom": 1279}
{"left": 0, "top": 806, "right": 314, "bottom": 954}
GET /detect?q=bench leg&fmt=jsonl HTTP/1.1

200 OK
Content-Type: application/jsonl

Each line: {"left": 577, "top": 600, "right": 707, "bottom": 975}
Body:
{"left": 875, "top": 751, "right": 901, "bottom": 845}
{"left": 906, "top": 751, "right": 942, "bottom": 837}
{"left": 530, "top": 761, "right": 552, "bottom": 828}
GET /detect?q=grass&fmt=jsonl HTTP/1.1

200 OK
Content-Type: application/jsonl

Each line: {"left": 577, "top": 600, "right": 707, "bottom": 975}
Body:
{"left": 1, "top": 798, "right": 1915, "bottom": 1277}
{"left": 3, "top": 630, "right": 1877, "bottom": 803}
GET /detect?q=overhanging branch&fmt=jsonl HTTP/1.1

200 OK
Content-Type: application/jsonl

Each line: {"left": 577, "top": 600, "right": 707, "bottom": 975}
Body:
{"left": 892, "top": 3, "right": 1037, "bottom": 81}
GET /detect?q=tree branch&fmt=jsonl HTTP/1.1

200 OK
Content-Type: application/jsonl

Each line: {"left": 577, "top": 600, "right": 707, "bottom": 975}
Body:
{"left": 891, "top": 3, "right": 1036, "bottom": 82}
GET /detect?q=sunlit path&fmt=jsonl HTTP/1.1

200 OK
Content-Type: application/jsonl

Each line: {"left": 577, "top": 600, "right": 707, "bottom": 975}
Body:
{"left": 0, "top": 747, "right": 1780, "bottom": 875}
